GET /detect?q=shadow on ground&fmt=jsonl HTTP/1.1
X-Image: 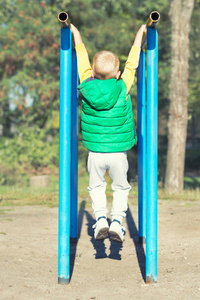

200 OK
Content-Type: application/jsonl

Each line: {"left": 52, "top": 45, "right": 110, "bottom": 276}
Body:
{"left": 70, "top": 200, "right": 86, "bottom": 279}
{"left": 70, "top": 201, "right": 146, "bottom": 282}
{"left": 126, "top": 207, "right": 146, "bottom": 282}
{"left": 85, "top": 211, "right": 123, "bottom": 260}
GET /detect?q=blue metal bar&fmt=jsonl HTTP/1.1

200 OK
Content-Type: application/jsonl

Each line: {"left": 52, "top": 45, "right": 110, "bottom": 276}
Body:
{"left": 141, "top": 11, "right": 160, "bottom": 50}
{"left": 137, "top": 50, "right": 147, "bottom": 245}
{"left": 70, "top": 47, "right": 79, "bottom": 240}
{"left": 58, "top": 26, "right": 72, "bottom": 284}
{"left": 146, "top": 26, "right": 158, "bottom": 283}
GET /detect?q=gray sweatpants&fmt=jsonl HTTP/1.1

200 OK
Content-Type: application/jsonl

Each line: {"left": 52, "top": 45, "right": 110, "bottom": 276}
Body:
{"left": 87, "top": 151, "right": 131, "bottom": 223}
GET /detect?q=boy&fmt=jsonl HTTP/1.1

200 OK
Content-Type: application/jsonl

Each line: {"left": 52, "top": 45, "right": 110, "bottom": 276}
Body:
{"left": 70, "top": 23, "right": 146, "bottom": 243}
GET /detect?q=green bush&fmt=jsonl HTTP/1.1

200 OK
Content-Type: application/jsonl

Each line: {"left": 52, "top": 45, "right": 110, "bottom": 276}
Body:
{"left": 185, "top": 148, "right": 200, "bottom": 171}
{"left": 0, "top": 126, "right": 59, "bottom": 185}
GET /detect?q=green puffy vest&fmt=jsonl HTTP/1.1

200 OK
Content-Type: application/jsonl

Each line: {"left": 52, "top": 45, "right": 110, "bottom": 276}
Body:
{"left": 78, "top": 78, "right": 137, "bottom": 153}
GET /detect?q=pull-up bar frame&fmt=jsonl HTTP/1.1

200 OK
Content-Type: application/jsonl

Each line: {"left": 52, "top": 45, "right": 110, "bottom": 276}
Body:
{"left": 57, "top": 10, "right": 160, "bottom": 284}
{"left": 137, "top": 11, "right": 159, "bottom": 283}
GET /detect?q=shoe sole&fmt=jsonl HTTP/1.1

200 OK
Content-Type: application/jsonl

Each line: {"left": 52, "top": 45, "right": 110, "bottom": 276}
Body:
{"left": 109, "top": 231, "right": 123, "bottom": 243}
{"left": 95, "top": 227, "right": 109, "bottom": 240}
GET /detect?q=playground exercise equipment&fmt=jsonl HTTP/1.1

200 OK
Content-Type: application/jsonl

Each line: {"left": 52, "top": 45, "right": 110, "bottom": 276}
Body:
{"left": 57, "top": 11, "right": 160, "bottom": 284}
{"left": 137, "top": 11, "right": 160, "bottom": 283}
{"left": 58, "top": 11, "right": 78, "bottom": 284}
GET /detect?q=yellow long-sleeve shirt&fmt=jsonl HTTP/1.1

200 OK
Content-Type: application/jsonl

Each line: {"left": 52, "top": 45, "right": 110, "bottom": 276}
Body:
{"left": 75, "top": 43, "right": 141, "bottom": 93}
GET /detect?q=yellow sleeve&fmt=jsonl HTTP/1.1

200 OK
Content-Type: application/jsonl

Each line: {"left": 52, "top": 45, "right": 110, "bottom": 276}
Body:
{"left": 75, "top": 43, "right": 92, "bottom": 83}
{"left": 121, "top": 46, "right": 141, "bottom": 94}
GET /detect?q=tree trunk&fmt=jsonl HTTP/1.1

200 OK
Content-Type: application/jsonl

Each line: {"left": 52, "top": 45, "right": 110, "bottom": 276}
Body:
{"left": 165, "top": 0, "right": 194, "bottom": 192}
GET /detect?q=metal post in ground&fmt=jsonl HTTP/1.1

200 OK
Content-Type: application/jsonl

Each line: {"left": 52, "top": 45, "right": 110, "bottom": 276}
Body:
{"left": 146, "top": 25, "right": 158, "bottom": 284}
{"left": 137, "top": 50, "right": 147, "bottom": 245}
{"left": 137, "top": 11, "right": 160, "bottom": 283}
{"left": 58, "top": 13, "right": 72, "bottom": 284}
{"left": 70, "top": 47, "right": 79, "bottom": 241}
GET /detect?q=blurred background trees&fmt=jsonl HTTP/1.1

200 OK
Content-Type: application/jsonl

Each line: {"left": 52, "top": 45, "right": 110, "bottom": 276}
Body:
{"left": 0, "top": 0, "right": 199, "bottom": 189}
{"left": 165, "top": 0, "right": 195, "bottom": 192}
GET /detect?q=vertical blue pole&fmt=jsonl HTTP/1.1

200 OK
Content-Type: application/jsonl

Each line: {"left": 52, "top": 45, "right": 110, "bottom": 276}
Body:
{"left": 58, "top": 26, "right": 72, "bottom": 284}
{"left": 137, "top": 50, "right": 147, "bottom": 245}
{"left": 70, "top": 47, "right": 79, "bottom": 240}
{"left": 146, "top": 27, "right": 158, "bottom": 283}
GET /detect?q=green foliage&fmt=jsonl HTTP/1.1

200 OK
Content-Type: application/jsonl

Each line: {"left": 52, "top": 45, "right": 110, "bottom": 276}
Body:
{"left": 0, "top": 0, "right": 15, "bottom": 23}
{"left": 0, "top": 0, "right": 60, "bottom": 132}
{"left": 0, "top": 0, "right": 199, "bottom": 185}
{"left": 189, "top": 0, "right": 200, "bottom": 117}
{"left": 185, "top": 148, "right": 200, "bottom": 171}
{"left": 0, "top": 126, "right": 59, "bottom": 184}
{"left": 184, "top": 176, "right": 200, "bottom": 189}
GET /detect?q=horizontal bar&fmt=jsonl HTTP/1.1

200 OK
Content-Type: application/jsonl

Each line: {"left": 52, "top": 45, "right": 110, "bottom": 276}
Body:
{"left": 141, "top": 11, "right": 160, "bottom": 50}
{"left": 147, "top": 11, "right": 160, "bottom": 28}
{"left": 58, "top": 11, "right": 70, "bottom": 28}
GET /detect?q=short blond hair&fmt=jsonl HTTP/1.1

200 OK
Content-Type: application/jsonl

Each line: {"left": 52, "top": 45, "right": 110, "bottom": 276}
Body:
{"left": 93, "top": 51, "right": 120, "bottom": 80}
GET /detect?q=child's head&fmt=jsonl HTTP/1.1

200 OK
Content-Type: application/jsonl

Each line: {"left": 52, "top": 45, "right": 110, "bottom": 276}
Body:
{"left": 92, "top": 51, "right": 120, "bottom": 80}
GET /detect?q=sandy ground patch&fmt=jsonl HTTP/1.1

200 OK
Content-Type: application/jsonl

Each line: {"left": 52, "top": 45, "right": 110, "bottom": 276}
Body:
{"left": 0, "top": 200, "right": 200, "bottom": 300}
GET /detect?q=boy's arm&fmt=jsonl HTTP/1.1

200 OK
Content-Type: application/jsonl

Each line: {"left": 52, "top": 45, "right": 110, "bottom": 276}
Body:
{"left": 121, "top": 25, "right": 146, "bottom": 94}
{"left": 70, "top": 24, "right": 92, "bottom": 83}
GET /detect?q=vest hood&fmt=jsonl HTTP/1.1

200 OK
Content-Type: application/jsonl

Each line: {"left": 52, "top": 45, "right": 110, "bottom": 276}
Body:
{"left": 78, "top": 78, "right": 122, "bottom": 110}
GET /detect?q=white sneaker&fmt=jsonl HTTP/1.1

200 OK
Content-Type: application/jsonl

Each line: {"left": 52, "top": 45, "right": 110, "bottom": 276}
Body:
{"left": 109, "top": 220, "right": 125, "bottom": 243}
{"left": 92, "top": 217, "right": 109, "bottom": 240}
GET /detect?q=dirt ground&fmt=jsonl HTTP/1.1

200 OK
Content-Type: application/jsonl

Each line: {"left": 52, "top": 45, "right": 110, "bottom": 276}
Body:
{"left": 0, "top": 199, "right": 200, "bottom": 300}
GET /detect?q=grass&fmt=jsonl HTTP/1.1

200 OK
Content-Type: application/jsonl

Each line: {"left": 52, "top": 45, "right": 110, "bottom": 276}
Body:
{"left": 0, "top": 208, "right": 14, "bottom": 214}
{"left": 158, "top": 187, "right": 200, "bottom": 202}
{"left": 0, "top": 172, "right": 199, "bottom": 209}
{"left": 184, "top": 176, "right": 200, "bottom": 189}
{"left": 0, "top": 176, "right": 59, "bottom": 207}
